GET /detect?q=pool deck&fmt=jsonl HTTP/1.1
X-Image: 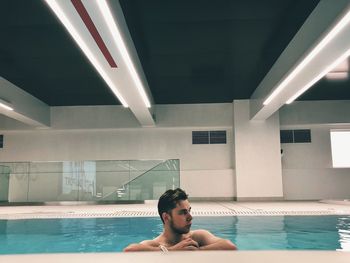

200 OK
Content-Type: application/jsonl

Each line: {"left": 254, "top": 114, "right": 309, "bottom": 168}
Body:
{"left": 1, "top": 201, "right": 350, "bottom": 262}
{"left": 1, "top": 250, "right": 350, "bottom": 263}
{"left": 0, "top": 200, "right": 350, "bottom": 219}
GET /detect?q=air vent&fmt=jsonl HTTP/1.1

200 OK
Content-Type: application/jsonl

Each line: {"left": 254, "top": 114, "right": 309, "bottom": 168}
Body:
{"left": 0, "top": 135, "right": 3, "bottom": 148}
{"left": 294, "top": 129, "right": 311, "bottom": 143}
{"left": 280, "top": 129, "right": 311, "bottom": 143}
{"left": 209, "top": 131, "right": 226, "bottom": 144}
{"left": 280, "top": 130, "right": 293, "bottom": 143}
{"left": 192, "top": 131, "right": 209, "bottom": 144}
{"left": 192, "top": 131, "right": 227, "bottom": 144}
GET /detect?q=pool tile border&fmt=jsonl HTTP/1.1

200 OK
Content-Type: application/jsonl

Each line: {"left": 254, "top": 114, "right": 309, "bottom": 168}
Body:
{"left": 1, "top": 209, "right": 350, "bottom": 220}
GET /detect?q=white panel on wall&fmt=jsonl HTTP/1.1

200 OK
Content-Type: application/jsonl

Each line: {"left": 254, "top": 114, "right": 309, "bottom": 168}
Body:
{"left": 330, "top": 130, "right": 350, "bottom": 168}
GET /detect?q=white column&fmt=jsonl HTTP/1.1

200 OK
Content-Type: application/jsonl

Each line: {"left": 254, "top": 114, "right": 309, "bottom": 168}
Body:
{"left": 233, "top": 100, "right": 283, "bottom": 200}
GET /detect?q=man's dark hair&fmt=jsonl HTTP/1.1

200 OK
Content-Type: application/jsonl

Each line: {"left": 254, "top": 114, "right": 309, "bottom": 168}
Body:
{"left": 157, "top": 188, "right": 188, "bottom": 223}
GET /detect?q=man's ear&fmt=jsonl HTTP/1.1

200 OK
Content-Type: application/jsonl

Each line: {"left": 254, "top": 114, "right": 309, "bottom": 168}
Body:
{"left": 162, "top": 212, "right": 169, "bottom": 222}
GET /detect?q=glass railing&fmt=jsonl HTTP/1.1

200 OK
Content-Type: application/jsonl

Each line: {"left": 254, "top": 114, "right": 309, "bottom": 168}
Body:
{"left": 106, "top": 159, "right": 180, "bottom": 201}
{"left": 0, "top": 165, "right": 10, "bottom": 202}
{"left": 0, "top": 159, "right": 180, "bottom": 203}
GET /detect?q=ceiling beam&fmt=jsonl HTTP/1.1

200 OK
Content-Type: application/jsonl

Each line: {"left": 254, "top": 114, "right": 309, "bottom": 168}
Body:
{"left": 0, "top": 77, "right": 50, "bottom": 128}
{"left": 250, "top": 0, "right": 350, "bottom": 121}
{"left": 44, "top": 0, "right": 155, "bottom": 127}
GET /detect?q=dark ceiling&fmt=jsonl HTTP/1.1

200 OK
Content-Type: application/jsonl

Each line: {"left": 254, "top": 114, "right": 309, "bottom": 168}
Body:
{"left": 2, "top": 0, "right": 346, "bottom": 107}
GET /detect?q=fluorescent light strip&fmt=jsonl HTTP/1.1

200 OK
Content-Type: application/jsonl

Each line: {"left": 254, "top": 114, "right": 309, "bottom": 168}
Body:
{"left": 44, "top": 0, "right": 128, "bottom": 107}
{"left": 325, "top": 71, "right": 348, "bottom": 80}
{"left": 286, "top": 48, "right": 350, "bottom": 104}
{"left": 96, "top": 0, "right": 151, "bottom": 108}
{"left": 0, "top": 103, "right": 13, "bottom": 111}
{"left": 263, "top": 9, "right": 350, "bottom": 106}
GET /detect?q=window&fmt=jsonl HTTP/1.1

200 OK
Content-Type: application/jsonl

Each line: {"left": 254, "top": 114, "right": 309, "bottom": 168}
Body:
{"left": 0, "top": 135, "right": 3, "bottom": 148}
{"left": 330, "top": 130, "right": 350, "bottom": 168}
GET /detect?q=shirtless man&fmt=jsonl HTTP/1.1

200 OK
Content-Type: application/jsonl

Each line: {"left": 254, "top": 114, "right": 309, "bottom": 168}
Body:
{"left": 124, "top": 188, "right": 237, "bottom": 252}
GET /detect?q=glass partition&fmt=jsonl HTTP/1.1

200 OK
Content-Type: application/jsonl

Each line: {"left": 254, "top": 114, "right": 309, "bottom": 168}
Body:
{"left": 0, "top": 165, "right": 11, "bottom": 202}
{"left": 113, "top": 159, "right": 180, "bottom": 201}
{"left": 0, "top": 159, "right": 180, "bottom": 203}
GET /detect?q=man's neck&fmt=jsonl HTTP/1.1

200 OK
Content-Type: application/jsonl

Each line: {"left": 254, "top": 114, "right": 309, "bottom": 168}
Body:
{"left": 162, "top": 228, "right": 187, "bottom": 245}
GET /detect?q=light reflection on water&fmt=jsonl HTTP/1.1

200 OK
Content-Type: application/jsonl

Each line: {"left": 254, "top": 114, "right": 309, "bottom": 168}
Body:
{"left": 337, "top": 216, "right": 350, "bottom": 251}
{"left": 0, "top": 215, "right": 349, "bottom": 254}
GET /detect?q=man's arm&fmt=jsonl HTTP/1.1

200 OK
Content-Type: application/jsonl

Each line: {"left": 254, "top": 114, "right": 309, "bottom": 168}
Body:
{"left": 192, "top": 230, "right": 237, "bottom": 251}
{"left": 124, "top": 238, "right": 200, "bottom": 252}
{"left": 123, "top": 240, "right": 161, "bottom": 252}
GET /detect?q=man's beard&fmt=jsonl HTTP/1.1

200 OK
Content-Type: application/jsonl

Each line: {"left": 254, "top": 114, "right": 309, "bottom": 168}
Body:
{"left": 169, "top": 219, "right": 191, "bottom": 234}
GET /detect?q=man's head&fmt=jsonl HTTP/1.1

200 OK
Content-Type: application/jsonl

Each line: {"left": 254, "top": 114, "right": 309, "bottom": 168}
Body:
{"left": 158, "top": 188, "right": 192, "bottom": 234}
{"left": 158, "top": 188, "right": 188, "bottom": 222}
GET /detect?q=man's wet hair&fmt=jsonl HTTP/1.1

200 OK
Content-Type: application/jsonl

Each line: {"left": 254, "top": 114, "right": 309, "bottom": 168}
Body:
{"left": 158, "top": 188, "right": 188, "bottom": 223}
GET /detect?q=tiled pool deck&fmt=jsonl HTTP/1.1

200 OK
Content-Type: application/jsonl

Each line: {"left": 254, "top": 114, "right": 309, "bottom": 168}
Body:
{"left": 0, "top": 200, "right": 350, "bottom": 219}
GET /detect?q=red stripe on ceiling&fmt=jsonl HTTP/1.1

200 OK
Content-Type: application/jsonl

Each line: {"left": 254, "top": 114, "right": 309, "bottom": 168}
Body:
{"left": 71, "top": 0, "right": 117, "bottom": 68}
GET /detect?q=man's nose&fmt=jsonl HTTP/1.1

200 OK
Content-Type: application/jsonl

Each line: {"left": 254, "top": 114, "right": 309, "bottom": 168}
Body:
{"left": 187, "top": 213, "right": 193, "bottom": 221}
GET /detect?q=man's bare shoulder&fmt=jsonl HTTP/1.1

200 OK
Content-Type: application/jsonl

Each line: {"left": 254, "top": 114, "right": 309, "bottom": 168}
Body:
{"left": 123, "top": 237, "right": 162, "bottom": 252}
{"left": 191, "top": 229, "right": 215, "bottom": 237}
{"left": 191, "top": 229, "right": 220, "bottom": 245}
{"left": 140, "top": 240, "right": 159, "bottom": 246}
{"left": 140, "top": 236, "right": 162, "bottom": 246}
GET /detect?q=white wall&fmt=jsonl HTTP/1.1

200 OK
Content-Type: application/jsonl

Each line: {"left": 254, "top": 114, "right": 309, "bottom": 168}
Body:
{"left": 0, "top": 129, "right": 233, "bottom": 167}
{"left": 233, "top": 100, "right": 283, "bottom": 200}
{"left": 182, "top": 169, "right": 235, "bottom": 199}
{"left": 0, "top": 103, "right": 234, "bottom": 199}
{"left": 280, "top": 100, "right": 350, "bottom": 126}
{"left": 2, "top": 100, "right": 350, "bottom": 201}
{"left": 280, "top": 101, "right": 350, "bottom": 200}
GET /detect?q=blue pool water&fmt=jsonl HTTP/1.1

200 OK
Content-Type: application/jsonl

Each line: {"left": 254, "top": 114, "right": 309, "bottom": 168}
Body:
{"left": 0, "top": 215, "right": 350, "bottom": 254}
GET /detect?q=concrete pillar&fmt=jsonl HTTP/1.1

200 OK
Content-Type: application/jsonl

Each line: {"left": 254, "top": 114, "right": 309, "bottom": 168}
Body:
{"left": 233, "top": 100, "right": 283, "bottom": 201}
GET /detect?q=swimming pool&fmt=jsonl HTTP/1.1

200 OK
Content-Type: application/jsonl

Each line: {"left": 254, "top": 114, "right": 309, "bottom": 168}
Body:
{"left": 0, "top": 215, "right": 350, "bottom": 254}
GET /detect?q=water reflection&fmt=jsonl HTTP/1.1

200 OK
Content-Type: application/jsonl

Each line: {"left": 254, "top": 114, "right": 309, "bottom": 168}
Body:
{"left": 337, "top": 216, "right": 350, "bottom": 251}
